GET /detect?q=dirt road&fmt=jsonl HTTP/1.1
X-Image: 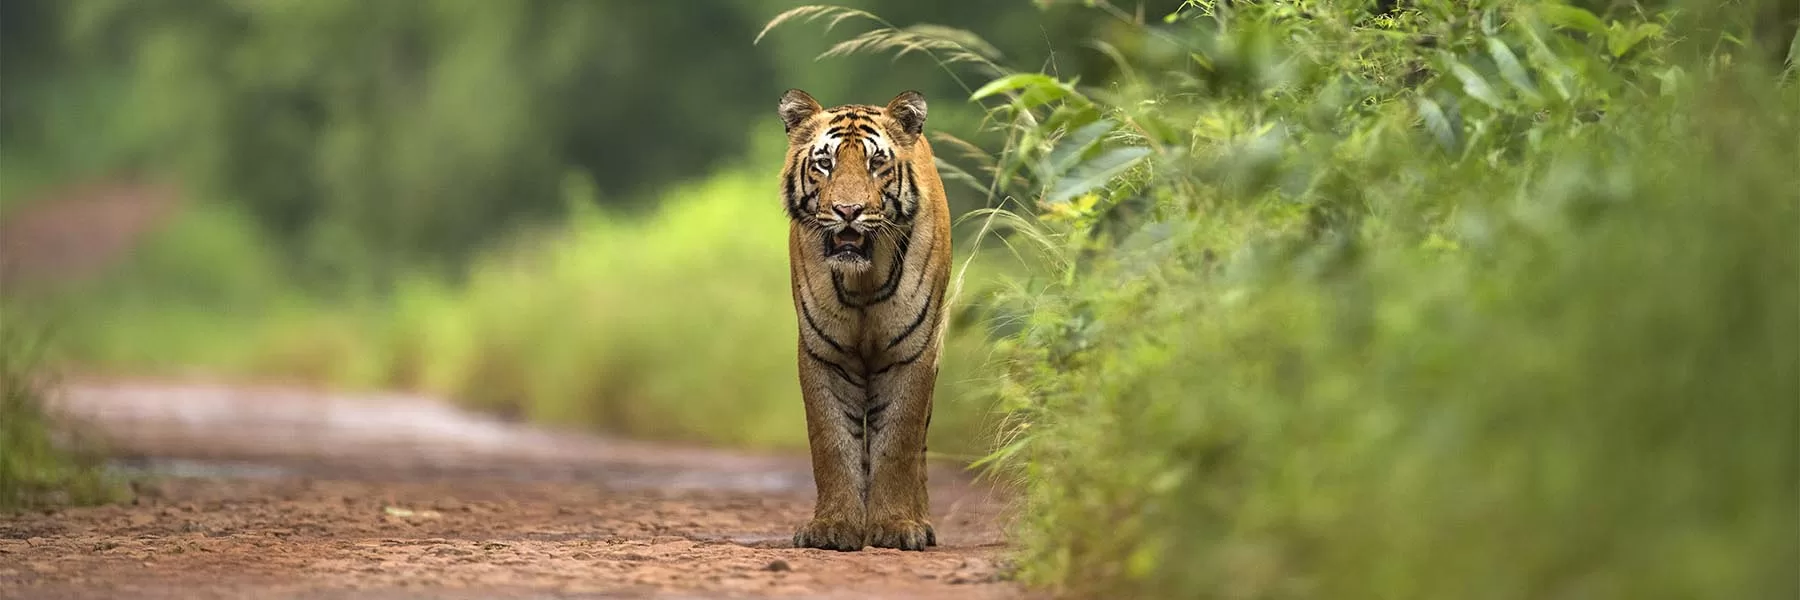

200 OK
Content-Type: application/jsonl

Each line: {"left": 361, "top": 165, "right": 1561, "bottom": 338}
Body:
{"left": 0, "top": 381, "right": 1029, "bottom": 599}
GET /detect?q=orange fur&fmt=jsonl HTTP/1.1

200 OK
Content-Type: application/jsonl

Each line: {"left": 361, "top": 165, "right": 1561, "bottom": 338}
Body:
{"left": 776, "top": 89, "right": 952, "bottom": 551}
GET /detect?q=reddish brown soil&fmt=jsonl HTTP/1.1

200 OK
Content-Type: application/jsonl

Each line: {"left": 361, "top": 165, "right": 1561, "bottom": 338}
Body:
{"left": 0, "top": 180, "right": 181, "bottom": 290}
{"left": 1, "top": 382, "right": 1032, "bottom": 599}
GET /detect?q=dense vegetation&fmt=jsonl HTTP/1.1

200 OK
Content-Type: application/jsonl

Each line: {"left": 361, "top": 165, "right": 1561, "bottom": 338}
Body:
{"left": 775, "top": 0, "right": 1797, "bottom": 597}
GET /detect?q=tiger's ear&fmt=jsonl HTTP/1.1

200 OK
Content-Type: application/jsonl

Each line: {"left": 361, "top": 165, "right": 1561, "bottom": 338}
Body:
{"left": 779, "top": 89, "right": 822, "bottom": 133}
{"left": 885, "top": 90, "right": 927, "bottom": 142}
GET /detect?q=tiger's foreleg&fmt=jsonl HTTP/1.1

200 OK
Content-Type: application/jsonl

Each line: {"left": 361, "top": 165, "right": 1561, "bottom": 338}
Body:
{"left": 861, "top": 347, "right": 939, "bottom": 551}
{"left": 792, "top": 343, "right": 871, "bottom": 551}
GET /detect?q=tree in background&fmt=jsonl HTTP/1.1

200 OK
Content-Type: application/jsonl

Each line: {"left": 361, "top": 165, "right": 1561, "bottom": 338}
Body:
{"left": 1, "top": 0, "right": 1185, "bottom": 285}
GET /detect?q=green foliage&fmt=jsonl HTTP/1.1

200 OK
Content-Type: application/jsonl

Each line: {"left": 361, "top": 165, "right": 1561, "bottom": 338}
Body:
{"left": 4, "top": 0, "right": 1181, "bottom": 282}
{"left": 788, "top": 0, "right": 1797, "bottom": 597}
{"left": 48, "top": 0, "right": 789, "bottom": 278}
{"left": 18, "top": 201, "right": 305, "bottom": 374}
{"left": 0, "top": 315, "right": 128, "bottom": 512}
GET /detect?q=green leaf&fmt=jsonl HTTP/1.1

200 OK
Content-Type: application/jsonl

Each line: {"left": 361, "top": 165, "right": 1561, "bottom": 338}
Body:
{"left": 1046, "top": 146, "right": 1152, "bottom": 205}
{"left": 969, "top": 434, "right": 1032, "bottom": 470}
{"left": 1043, "top": 119, "right": 1117, "bottom": 180}
{"left": 1417, "top": 98, "right": 1459, "bottom": 153}
{"left": 1607, "top": 22, "right": 1663, "bottom": 58}
{"left": 1538, "top": 4, "right": 1606, "bottom": 37}
{"left": 1486, "top": 38, "right": 1542, "bottom": 105}
{"left": 1519, "top": 26, "right": 1573, "bottom": 102}
{"left": 1449, "top": 62, "right": 1505, "bottom": 109}
{"left": 971, "top": 73, "right": 1071, "bottom": 106}
{"left": 934, "top": 157, "right": 987, "bottom": 192}
{"left": 1786, "top": 25, "right": 1800, "bottom": 79}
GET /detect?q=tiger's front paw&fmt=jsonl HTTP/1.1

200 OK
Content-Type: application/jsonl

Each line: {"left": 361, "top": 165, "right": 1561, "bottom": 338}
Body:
{"left": 867, "top": 518, "right": 934, "bottom": 551}
{"left": 793, "top": 518, "right": 866, "bottom": 551}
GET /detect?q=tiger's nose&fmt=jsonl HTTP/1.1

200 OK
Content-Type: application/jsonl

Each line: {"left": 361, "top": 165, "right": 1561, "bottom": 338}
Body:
{"left": 832, "top": 204, "right": 864, "bottom": 221}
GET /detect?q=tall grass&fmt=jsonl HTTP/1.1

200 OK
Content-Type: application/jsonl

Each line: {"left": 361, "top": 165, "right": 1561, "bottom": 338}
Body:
{"left": 771, "top": 0, "right": 1798, "bottom": 597}
{"left": 0, "top": 311, "right": 127, "bottom": 511}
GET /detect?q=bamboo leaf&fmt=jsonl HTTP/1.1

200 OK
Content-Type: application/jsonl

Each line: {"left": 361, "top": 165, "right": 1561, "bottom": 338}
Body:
{"left": 971, "top": 73, "right": 1070, "bottom": 106}
{"left": 1486, "top": 38, "right": 1543, "bottom": 105}
{"left": 1418, "top": 97, "right": 1460, "bottom": 153}
{"left": 1044, "top": 119, "right": 1117, "bottom": 180}
{"left": 1538, "top": 4, "right": 1606, "bottom": 37}
{"left": 1046, "top": 146, "right": 1151, "bottom": 205}
{"left": 1449, "top": 62, "right": 1505, "bottom": 109}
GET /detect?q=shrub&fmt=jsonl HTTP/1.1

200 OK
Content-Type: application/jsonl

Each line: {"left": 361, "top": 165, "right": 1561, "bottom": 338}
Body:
{"left": 774, "top": 0, "right": 1799, "bottom": 597}
{"left": 0, "top": 313, "right": 126, "bottom": 511}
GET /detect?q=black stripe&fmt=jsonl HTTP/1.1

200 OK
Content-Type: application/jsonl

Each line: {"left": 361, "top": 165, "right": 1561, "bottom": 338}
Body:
{"left": 834, "top": 391, "right": 866, "bottom": 440}
{"left": 872, "top": 294, "right": 940, "bottom": 377}
{"left": 912, "top": 226, "right": 939, "bottom": 291}
{"left": 855, "top": 124, "right": 880, "bottom": 137}
{"left": 830, "top": 387, "right": 861, "bottom": 411}
{"left": 883, "top": 175, "right": 903, "bottom": 220}
{"left": 798, "top": 253, "right": 859, "bottom": 356}
{"left": 881, "top": 191, "right": 902, "bottom": 221}
{"left": 784, "top": 150, "right": 807, "bottom": 222}
{"left": 799, "top": 294, "right": 853, "bottom": 356}
{"left": 865, "top": 395, "right": 890, "bottom": 431}
{"left": 806, "top": 344, "right": 866, "bottom": 387}
{"left": 831, "top": 236, "right": 908, "bottom": 308}
{"left": 901, "top": 163, "right": 921, "bottom": 221}
{"left": 884, "top": 289, "right": 935, "bottom": 350}
{"left": 893, "top": 163, "right": 910, "bottom": 221}
{"left": 802, "top": 252, "right": 856, "bottom": 354}
{"left": 871, "top": 343, "right": 927, "bottom": 377}
{"left": 830, "top": 272, "right": 860, "bottom": 308}
{"left": 783, "top": 170, "right": 801, "bottom": 222}
{"left": 797, "top": 257, "right": 867, "bottom": 387}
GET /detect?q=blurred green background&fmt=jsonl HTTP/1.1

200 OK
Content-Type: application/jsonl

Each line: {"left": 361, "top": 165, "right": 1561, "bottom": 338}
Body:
{"left": 3, "top": 1, "right": 1796, "bottom": 597}
{"left": 0, "top": 0, "right": 1179, "bottom": 456}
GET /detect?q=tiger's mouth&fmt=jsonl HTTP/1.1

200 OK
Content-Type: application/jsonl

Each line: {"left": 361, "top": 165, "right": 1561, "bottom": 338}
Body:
{"left": 822, "top": 227, "right": 872, "bottom": 263}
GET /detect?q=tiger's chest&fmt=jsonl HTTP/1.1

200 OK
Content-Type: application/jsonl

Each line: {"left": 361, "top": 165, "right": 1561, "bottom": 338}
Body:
{"left": 823, "top": 256, "right": 933, "bottom": 363}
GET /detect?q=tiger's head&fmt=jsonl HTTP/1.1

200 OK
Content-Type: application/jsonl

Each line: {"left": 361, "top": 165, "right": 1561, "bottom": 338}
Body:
{"left": 777, "top": 89, "right": 929, "bottom": 273}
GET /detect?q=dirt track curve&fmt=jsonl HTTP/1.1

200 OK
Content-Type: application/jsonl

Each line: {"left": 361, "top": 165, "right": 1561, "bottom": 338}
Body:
{"left": 0, "top": 381, "right": 1030, "bottom": 599}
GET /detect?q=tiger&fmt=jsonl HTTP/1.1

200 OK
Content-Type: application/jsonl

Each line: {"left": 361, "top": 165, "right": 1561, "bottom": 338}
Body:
{"left": 776, "top": 88, "right": 952, "bottom": 551}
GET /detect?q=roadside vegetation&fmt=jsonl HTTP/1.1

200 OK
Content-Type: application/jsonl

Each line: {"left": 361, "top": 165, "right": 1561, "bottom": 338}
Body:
{"left": 770, "top": 0, "right": 1798, "bottom": 597}
{"left": 0, "top": 313, "right": 126, "bottom": 512}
